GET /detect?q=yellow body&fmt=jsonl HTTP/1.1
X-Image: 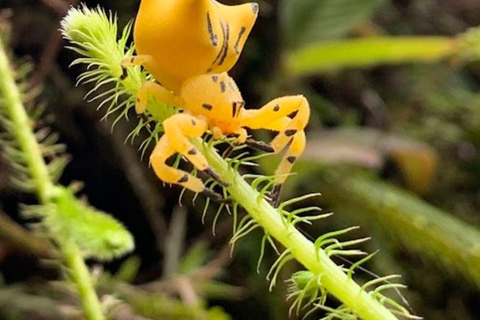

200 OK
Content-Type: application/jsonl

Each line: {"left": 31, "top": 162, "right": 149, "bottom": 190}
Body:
{"left": 134, "top": 0, "right": 258, "bottom": 91}
{"left": 124, "top": 0, "right": 310, "bottom": 204}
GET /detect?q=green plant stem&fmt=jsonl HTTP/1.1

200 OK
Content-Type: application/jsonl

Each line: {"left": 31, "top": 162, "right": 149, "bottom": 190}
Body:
{"left": 0, "top": 38, "right": 54, "bottom": 203}
{"left": 61, "top": 238, "right": 106, "bottom": 320}
{"left": 193, "top": 139, "right": 398, "bottom": 320}
{"left": 0, "top": 37, "right": 105, "bottom": 320}
{"left": 286, "top": 36, "right": 458, "bottom": 76}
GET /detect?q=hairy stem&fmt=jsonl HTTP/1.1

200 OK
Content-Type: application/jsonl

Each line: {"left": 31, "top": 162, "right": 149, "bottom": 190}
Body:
{"left": 0, "top": 37, "right": 105, "bottom": 320}
{"left": 0, "top": 38, "right": 54, "bottom": 203}
{"left": 60, "top": 238, "right": 106, "bottom": 320}
{"left": 194, "top": 139, "right": 398, "bottom": 320}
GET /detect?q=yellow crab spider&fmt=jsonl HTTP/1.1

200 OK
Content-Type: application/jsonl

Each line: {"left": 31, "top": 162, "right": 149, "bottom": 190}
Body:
{"left": 126, "top": 0, "right": 260, "bottom": 92}
{"left": 122, "top": 0, "right": 310, "bottom": 203}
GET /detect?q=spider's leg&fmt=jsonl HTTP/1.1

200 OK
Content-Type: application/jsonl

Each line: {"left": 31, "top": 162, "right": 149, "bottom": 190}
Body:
{"left": 269, "top": 131, "right": 306, "bottom": 207}
{"left": 120, "top": 55, "right": 152, "bottom": 82}
{"left": 245, "top": 138, "right": 274, "bottom": 153}
{"left": 243, "top": 95, "right": 310, "bottom": 206}
{"left": 222, "top": 128, "right": 248, "bottom": 158}
{"left": 134, "top": 81, "right": 178, "bottom": 114}
{"left": 121, "top": 55, "right": 153, "bottom": 67}
{"left": 120, "top": 55, "right": 177, "bottom": 113}
{"left": 150, "top": 114, "right": 229, "bottom": 201}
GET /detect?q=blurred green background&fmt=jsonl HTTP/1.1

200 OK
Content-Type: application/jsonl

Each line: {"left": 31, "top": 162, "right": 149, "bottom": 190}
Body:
{"left": 2, "top": 0, "right": 480, "bottom": 319}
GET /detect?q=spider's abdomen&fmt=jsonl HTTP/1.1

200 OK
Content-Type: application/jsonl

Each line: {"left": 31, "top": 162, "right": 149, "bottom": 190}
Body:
{"left": 134, "top": 0, "right": 258, "bottom": 92}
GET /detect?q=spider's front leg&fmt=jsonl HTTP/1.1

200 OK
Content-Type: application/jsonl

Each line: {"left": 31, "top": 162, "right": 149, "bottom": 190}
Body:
{"left": 243, "top": 95, "right": 310, "bottom": 206}
{"left": 121, "top": 55, "right": 178, "bottom": 113}
{"left": 150, "top": 113, "right": 229, "bottom": 203}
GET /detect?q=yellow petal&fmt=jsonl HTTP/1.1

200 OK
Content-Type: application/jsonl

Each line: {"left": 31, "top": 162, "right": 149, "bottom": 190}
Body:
{"left": 134, "top": 0, "right": 259, "bottom": 91}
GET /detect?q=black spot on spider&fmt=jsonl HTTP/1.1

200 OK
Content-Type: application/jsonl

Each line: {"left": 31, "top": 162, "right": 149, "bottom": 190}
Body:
{"left": 120, "top": 68, "right": 128, "bottom": 80}
{"left": 208, "top": 20, "right": 231, "bottom": 70}
{"left": 130, "top": 57, "right": 135, "bottom": 63}
{"left": 178, "top": 174, "right": 189, "bottom": 183}
{"left": 232, "top": 101, "right": 245, "bottom": 118}
{"left": 273, "top": 104, "right": 280, "bottom": 112}
{"left": 207, "top": 12, "right": 218, "bottom": 46}
{"left": 218, "top": 22, "right": 230, "bottom": 66}
{"left": 252, "top": 3, "right": 259, "bottom": 14}
{"left": 234, "top": 27, "right": 246, "bottom": 54}
{"left": 188, "top": 148, "right": 198, "bottom": 155}
{"left": 212, "top": 75, "right": 219, "bottom": 82}
{"left": 287, "top": 156, "right": 297, "bottom": 164}
{"left": 220, "top": 81, "right": 226, "bottom": 92}
{"left": 202, "top": 103, "right": 213, "bottom": 111}
{"left": 232, "top": 102, "right": 237, "bottom": 118}
{"left": 191, "top": 118, "right": 197, "bottom": 126}
{"left": 288, "top": 110, "right": 299, "bottom": 118}
{"left": 285, "top": 129, "right": 297, "bottom": 137}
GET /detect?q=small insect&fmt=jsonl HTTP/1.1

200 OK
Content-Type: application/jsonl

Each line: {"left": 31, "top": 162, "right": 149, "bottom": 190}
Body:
{"left": 123, "top": 0, "right": 310, "bottom": 204}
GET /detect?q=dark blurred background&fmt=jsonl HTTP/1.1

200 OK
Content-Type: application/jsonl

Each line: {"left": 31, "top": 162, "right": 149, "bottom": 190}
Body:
{"left": 3, "top": 0, "right": 480, "bottom": 319}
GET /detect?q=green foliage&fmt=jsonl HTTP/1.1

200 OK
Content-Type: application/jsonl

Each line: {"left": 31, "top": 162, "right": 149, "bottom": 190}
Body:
{"left": 286, "top": 37, "right": 457, "bottom": 76}
{"left": 0, "top": 45, "right": 134, "bottom": 263}
{"left": 23, "top": 187, "right": 134, "bottom": 261}
{"left": 280, "top": 0, "right": 385, "bottom": 49}
{"left": 458, "top": 27, "right": 480, "bottom": 61}
{"left": 0, "top": 62, "right": 68, "bottom": 196}
{"left": 280, "top": 3, "right": 480, "bottom": 77}
{"left": 0, "top": 36, "right": 110, "bottom": 320}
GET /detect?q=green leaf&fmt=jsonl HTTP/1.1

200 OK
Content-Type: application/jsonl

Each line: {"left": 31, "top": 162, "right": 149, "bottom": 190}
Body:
{"left": 28, "top": 187, "right": 135, "bottom": 261}
{"left": 286, "top": 37, "right": 457, "bottom": 76}
{"left": 280, "top": 0, "right": 385, "bottom": 48}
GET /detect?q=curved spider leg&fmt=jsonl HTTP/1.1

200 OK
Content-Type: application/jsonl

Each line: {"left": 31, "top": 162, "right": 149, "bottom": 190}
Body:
{"left": 134, "top": 81, "right": 178, "bottom": 114}
{"left": 120, "top": 55, "right": 152, "bottom": 82}
{"left": 121, "top": 55, "right": 153, "bottom": 67}
{"left": 269, "top": 131, "right": 306, "bottom": 207}
{"left": 222, "top": 128, "right": 248, "bottom": 158}
{"left": 121, "top": 55, "right": 178, "bottom": 113}
{"left": 243, "top": 95, "right": 310, "bottom": 206}
{"left": 150, "top": 113, "right": 229, "bottom": 202}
